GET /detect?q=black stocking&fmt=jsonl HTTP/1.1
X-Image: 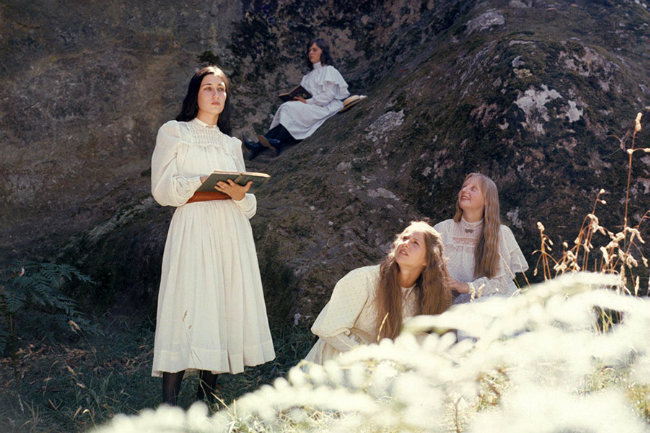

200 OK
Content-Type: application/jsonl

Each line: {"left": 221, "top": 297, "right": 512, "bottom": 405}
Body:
{"left": 266, "top": 124, "right": 300, "bottom": 146}
{"left": 162, "top": 371, "right": 185, "bottom": 406}
{"left": 196, "top": 370, "right": 219, "bottom": 403}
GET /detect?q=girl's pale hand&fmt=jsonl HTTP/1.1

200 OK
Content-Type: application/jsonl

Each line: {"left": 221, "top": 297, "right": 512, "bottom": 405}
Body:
{"left": 214, "top": 179, "right": 251, "bottom": 201}
{"left": 446, "top": 277, "right": 470, "bottom": 294}
{"left": 294, "top": 96, "right": 307, "bottom": 103}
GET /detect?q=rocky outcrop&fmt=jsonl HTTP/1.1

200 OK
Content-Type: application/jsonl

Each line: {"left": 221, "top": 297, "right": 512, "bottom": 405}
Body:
{"left": 1, "top": 0, "right": 648, "bottom": 322}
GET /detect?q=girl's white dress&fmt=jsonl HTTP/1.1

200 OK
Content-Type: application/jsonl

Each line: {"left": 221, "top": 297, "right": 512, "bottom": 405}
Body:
{"left": 150, "top": 118, "right": 275, "bottom": 377}
{"left": 434, "top": 218, "right": 529, "bottom": 304}
{"left": 270, "top": 62, "right": 350, "bottom": 140}
{"left": 305, "top": 265, "right": 418, "bottom": 364}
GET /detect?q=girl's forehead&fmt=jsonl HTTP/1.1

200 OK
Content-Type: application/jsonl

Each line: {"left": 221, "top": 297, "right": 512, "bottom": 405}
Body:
{"left": 401, "top": 228, "right": 425, "bottom": 239}
{"left": 202, "top": 75, "right": 225, "bottom": 85}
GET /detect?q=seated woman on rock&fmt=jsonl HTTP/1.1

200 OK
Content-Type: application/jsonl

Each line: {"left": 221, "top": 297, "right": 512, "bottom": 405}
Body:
{"left": 242, "top": 38, "right": 350, "bottom": 160}
{"left": 434, "top": 173, "right": 529, "bottom": 304}
{"left": 304, "top": 221, "right": 452, "bottom": 364}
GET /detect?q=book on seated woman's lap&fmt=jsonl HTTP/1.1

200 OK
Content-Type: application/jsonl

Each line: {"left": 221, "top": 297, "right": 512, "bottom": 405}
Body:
{"left": 278, "top": 85, "right": 312, "bottom": 102}
{"left": 196, "top": 170, "right": 271, "bottom": 192}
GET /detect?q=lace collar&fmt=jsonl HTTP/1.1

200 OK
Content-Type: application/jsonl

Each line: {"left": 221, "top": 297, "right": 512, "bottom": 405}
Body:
{"left": 460, "top": 217, "right": 483, "bottom": 234}
{"left": 192, "top": 117, "right": 219, "bottom": 129}
{"left": 401, "top": 284, "right": 415, "bottom": 298}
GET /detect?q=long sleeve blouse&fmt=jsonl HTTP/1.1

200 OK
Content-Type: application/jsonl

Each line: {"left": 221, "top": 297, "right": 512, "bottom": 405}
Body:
{"left": 305, "top": 265, "right": 418, "bottom": 364}
{"left": 151, "top": 119, "right": 256, "bottom": 217}
{"left": 434, "top": 218, "right": 528, "bottom": 304}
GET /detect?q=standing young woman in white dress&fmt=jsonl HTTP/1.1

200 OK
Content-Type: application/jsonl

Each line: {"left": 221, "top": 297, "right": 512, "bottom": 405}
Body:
{"left": 151, "top": 66, "right": 275, "bottom": 405}
{"left": 434, "top": 173, "right": 529, "bottom": 304}
{"left": 242, "top": 38, "right": 350, "bottom": 159}
{"left": 305, "top": 221, "right": 452, "bottom": 364}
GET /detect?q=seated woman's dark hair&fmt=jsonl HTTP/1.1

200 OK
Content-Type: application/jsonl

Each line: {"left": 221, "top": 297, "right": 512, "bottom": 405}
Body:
{"left": 176, "top": 66, "right": 232, "bottom": 135}
{"left": 306, "top": 38, "right": 334, "bottom": 68}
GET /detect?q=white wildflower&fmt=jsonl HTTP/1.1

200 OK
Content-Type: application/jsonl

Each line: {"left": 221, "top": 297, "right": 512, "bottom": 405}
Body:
{"left": 467, "top": 386, "right": 647, "bottom": 433}
{"left": 91, "top": 273, "right": 650, "bottom": 433}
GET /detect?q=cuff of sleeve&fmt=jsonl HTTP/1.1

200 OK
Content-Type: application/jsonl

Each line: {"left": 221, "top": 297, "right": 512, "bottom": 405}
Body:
{"left": 175, "top": 175, "right": 204, "bottom": 199}
{"left": 233, "top": 194, "right": 251, "bottom": 205}
{"left": 190, "top": 176, "right": 203, "bottom": 190}
{"left": 233, "top": 193, "right": 256, "bottom": 217}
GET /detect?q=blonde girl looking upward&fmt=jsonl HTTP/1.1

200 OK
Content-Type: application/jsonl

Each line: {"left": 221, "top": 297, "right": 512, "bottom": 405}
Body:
{"left": 434, "top": 173, "right": 528, "bottom": 304}
{"left": 305, "top": 221, "right": 452, "bottom": 364}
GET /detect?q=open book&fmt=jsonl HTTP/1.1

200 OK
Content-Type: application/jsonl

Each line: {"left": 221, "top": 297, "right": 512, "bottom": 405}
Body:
{"left": 278, "top": 85, "right": 312, "bottom": 102}
{"left": 196, "top": 170, "right": 271, "bottom": 193}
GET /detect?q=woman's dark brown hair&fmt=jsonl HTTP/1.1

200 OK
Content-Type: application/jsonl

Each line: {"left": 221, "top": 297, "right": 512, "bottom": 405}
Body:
{"left": 176, "top": 66, "right": 232, "bottom": 135}
{"left": 305, "top": 38, "right": 335, "bottom": 68}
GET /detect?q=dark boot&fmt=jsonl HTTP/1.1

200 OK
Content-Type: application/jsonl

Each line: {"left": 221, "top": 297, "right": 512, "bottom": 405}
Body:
{"left": 257, "top": 135, "right": 283, "bottom": 156}
{"left": 241, "top": 134, "right": 264, "bottom": 160}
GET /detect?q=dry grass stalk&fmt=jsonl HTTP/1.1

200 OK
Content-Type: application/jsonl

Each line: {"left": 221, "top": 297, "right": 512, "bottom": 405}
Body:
{"left": 533, "top": 113, "right": 648, "bottom": 293}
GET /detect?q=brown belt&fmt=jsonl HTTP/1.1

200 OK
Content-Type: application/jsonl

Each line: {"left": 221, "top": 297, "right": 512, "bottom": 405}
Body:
{"left": 186, "top": 191, "right": 230, "bottom": 203}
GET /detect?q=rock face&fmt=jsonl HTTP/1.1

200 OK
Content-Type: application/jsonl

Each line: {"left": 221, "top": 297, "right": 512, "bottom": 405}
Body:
{"left": 1, "top": 0, "right": 648, "bottom": 323}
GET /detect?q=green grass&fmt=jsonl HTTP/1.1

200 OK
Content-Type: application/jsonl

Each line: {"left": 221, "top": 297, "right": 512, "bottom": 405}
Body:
{"left": 82, "top": 274, "right": 649, "bottom": 433}
{"left": 0, "top": 314, "right": 314, "bottom": 433}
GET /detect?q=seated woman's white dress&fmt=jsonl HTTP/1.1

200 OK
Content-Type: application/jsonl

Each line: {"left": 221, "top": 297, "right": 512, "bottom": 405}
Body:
{"left": 150, "top": 118, "right": 275, "bottom": 377}
{"left": 434, "top": 218, "right": 529, "bottom": 304}
{"left": 270, "top": 62, "right": 349, "bottom": 140}
{"left": 305, "top": 265, "right": 418, "bottom": 364}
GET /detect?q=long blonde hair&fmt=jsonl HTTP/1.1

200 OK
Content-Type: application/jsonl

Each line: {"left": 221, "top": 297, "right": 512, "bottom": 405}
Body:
{"left": 453, "top": 173, "right": 500, "bottom": 278}
{"left": 375, "top": 221, "right": 452, "bottom": 340}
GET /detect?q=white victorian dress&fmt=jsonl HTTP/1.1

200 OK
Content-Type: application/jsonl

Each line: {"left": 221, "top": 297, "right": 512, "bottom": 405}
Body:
{"left": 270, "top": 62, "right": 350, "bottom": 140}
{"left": 150, "top": 118, "right": 275, "bottom": 377}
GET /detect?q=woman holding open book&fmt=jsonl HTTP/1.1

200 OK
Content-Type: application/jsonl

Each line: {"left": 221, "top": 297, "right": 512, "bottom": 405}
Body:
{"left": 242, "top": 38, "right": 350, "bottom": 159}
{"left": 305, "top": 221, "right": 452, "bottom": 364}
{"left": 434, "top": 173, "right": 529, "bottom": 304}
{"left": 150, "top": 66, "right": 275, "bottom": 406}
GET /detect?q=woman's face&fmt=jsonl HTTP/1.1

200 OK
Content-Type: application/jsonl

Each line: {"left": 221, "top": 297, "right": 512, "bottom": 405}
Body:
{"left": 458, "top": 176, "right": 485, "bottom": 214}
{"left": 308, "top": 43, "right": 323, "bottom": 64}
{"left": 197, "top": 74, "right": 227, "bottom": 121}
{"left": 394, "top": 229, "right": 427, "bottom": 271}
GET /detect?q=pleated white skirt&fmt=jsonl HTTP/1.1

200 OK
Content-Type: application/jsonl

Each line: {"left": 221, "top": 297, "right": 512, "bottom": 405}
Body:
{"left": 152, "top": 199, "right": 275, "bottom": 377}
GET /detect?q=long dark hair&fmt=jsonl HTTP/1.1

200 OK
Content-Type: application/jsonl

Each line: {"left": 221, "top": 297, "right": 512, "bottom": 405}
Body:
{"left": 305, "top": 38, "right": 334, "bottom": 68}
{"left": 176, "top": 66, "right": 232, "bottom": 135}
{"left": 375, "top": 221, "right": 452, "bottom": 340}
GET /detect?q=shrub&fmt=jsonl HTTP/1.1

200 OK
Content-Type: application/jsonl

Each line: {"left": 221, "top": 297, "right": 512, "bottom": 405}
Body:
{"left": 90, "top": 273, "right": 650, "bottom": 433}
{"left": 0, "top": 261, "right": 99, "bottom": 377}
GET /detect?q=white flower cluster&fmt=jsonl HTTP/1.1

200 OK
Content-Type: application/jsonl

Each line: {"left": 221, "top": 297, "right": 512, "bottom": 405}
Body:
{"left": 92, "top": 272, "right": 650, "bottom": 433}
{"left": 91, "top": 402, "right": 230, "bottom": 433}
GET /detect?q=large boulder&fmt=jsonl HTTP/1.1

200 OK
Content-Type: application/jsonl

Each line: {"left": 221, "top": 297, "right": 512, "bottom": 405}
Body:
{"left": 1, "top": 0, "right": 648, "bottom": 323}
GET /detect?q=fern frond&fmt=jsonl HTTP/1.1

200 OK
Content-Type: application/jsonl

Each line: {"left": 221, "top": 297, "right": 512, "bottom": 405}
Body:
{"left": 1, "top": 260, "right": 99, "bottom": 350}
{"left": 4, "top": 289, "right": 27, "bottom": 314}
